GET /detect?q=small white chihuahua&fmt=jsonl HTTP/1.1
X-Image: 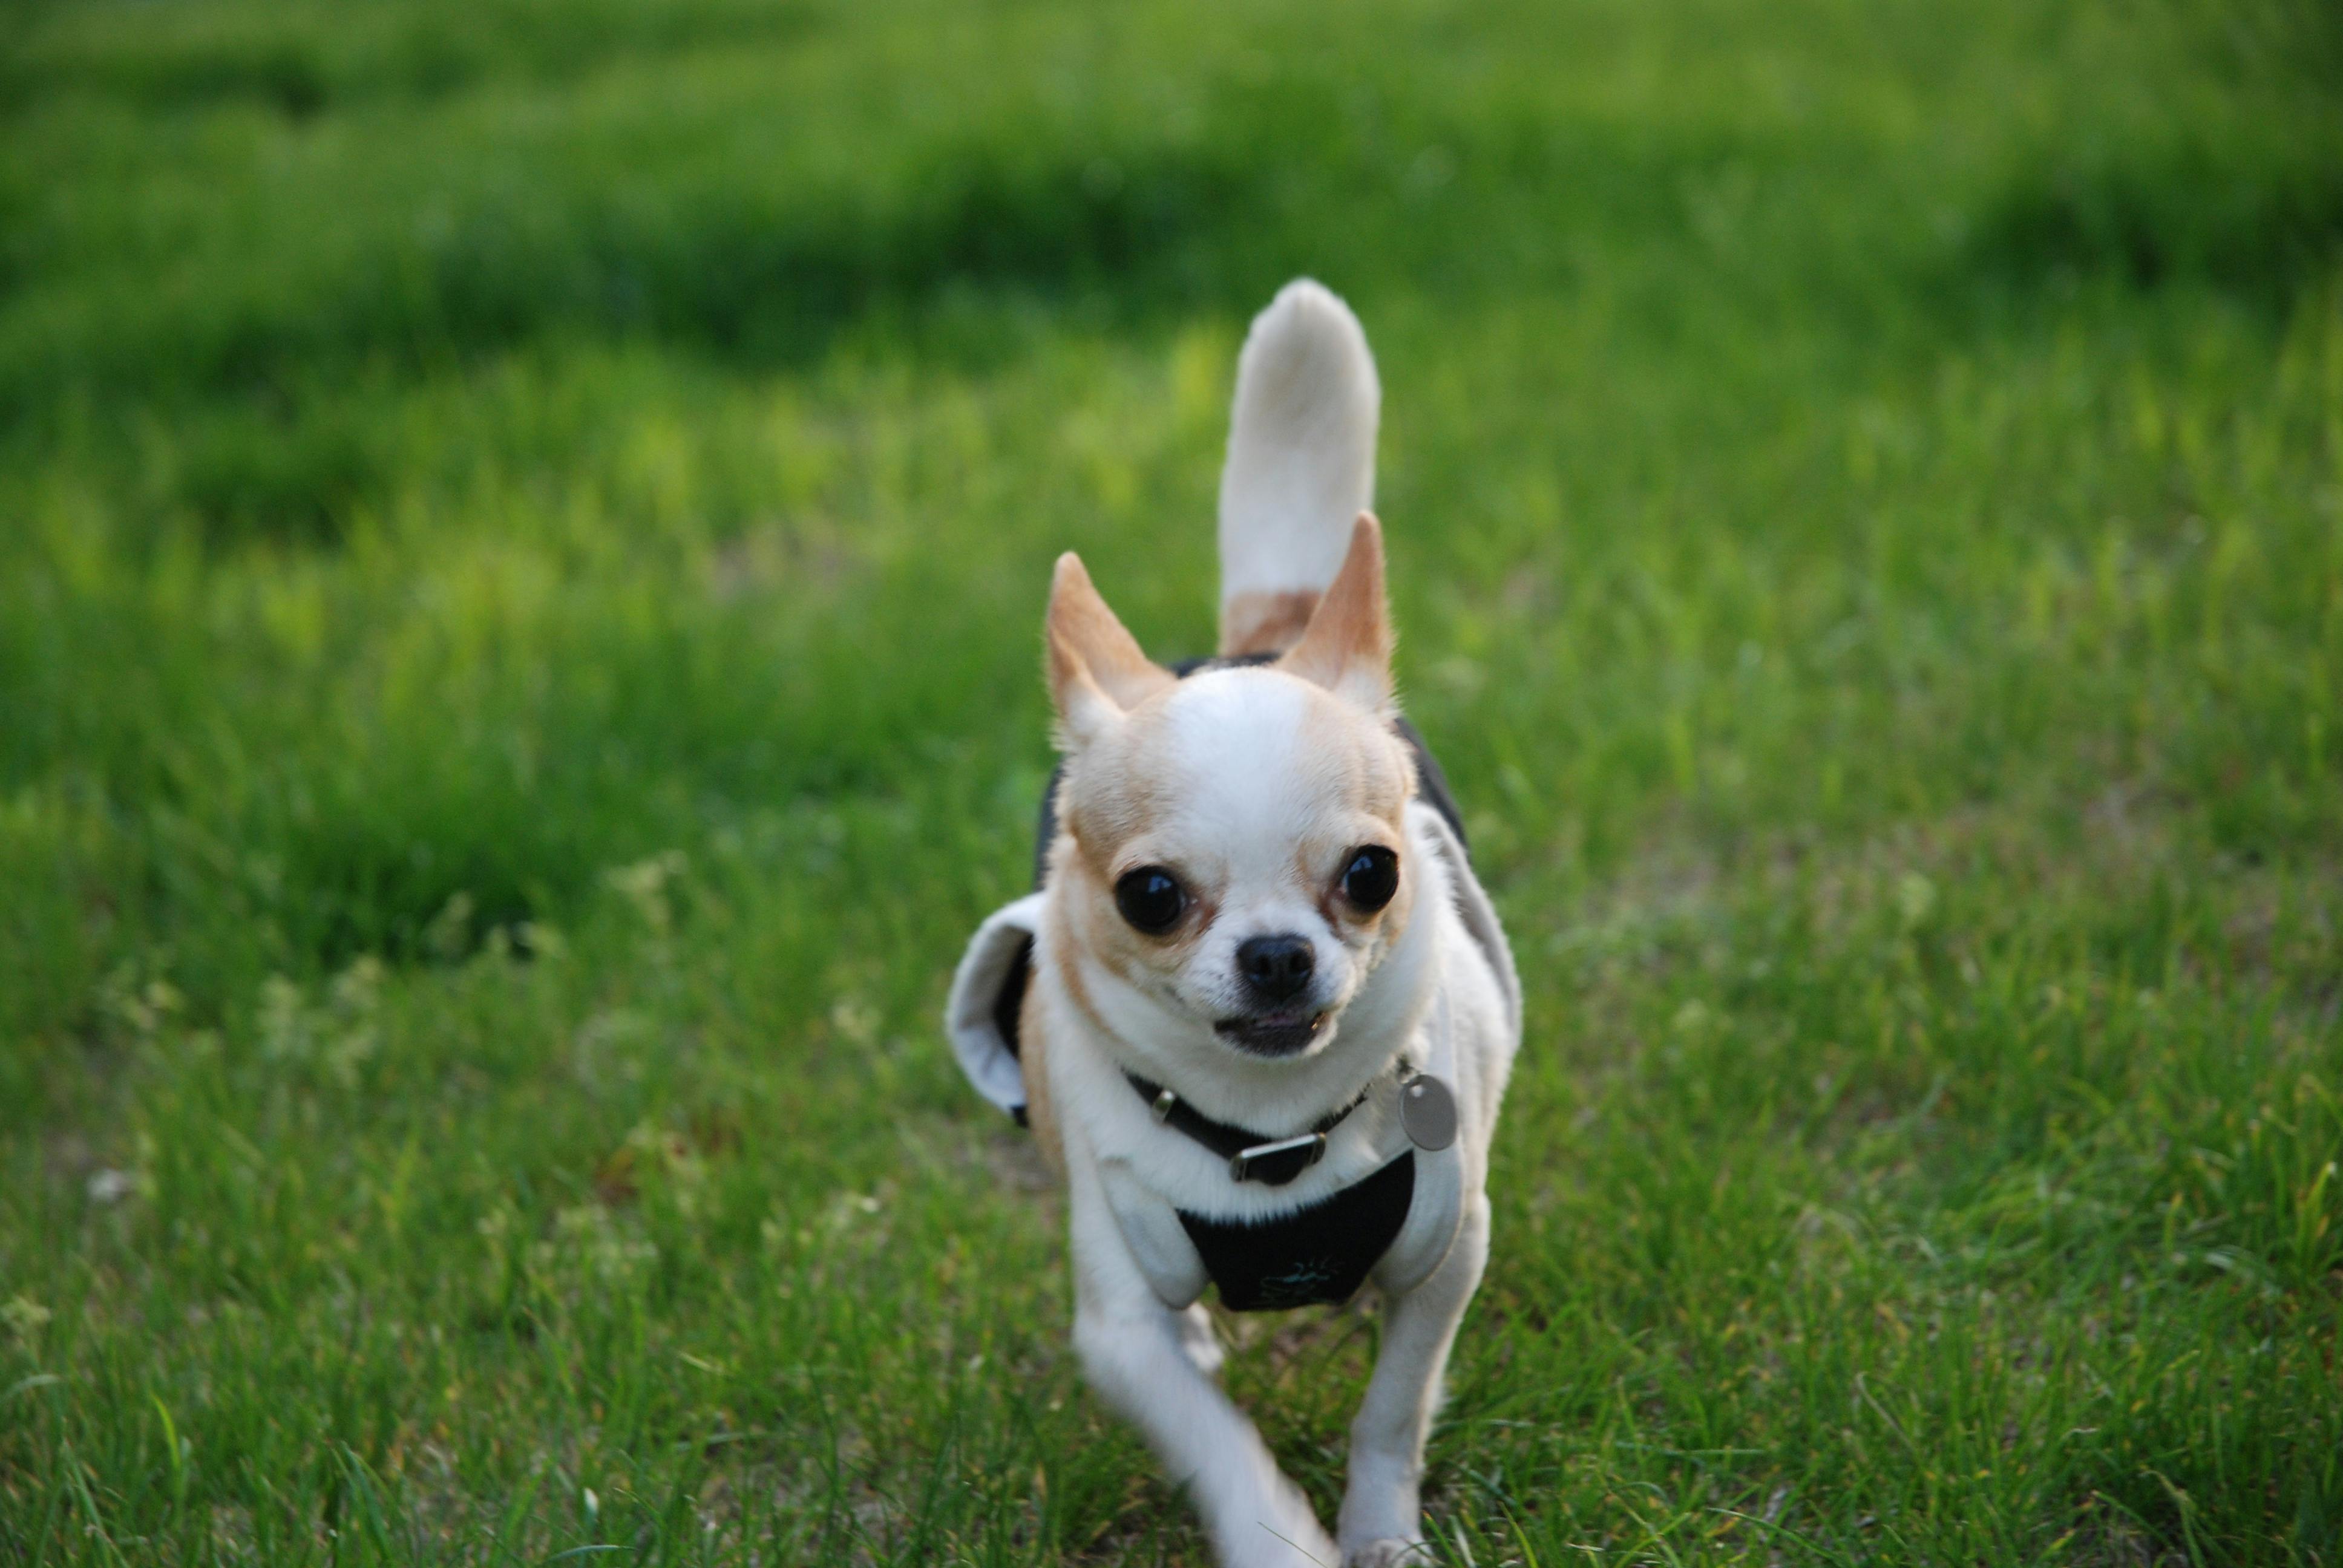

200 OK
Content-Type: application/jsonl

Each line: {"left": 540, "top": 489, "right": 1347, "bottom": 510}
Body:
{"left": 948, "top": 279, "right": 1520, "bottom": 1568}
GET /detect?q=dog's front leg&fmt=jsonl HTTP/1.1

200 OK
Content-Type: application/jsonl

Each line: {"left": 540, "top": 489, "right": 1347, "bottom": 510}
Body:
{"left": 1067, "top": 1171, "right": 1336, "bottom": 1568}
{"left": 1337, "top": 1193, "right": 1490, "bottom": 1566}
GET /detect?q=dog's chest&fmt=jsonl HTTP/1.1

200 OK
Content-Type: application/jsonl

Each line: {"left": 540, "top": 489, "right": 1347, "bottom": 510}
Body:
{"left": 1176, "top": 1152, "right": 1416, "bottom": 1311}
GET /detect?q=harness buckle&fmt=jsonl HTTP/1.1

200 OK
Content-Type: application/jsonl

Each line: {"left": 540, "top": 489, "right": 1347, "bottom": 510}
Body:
{"left": 1228, "top": 1131, "right": 1326, "bottom": 1183}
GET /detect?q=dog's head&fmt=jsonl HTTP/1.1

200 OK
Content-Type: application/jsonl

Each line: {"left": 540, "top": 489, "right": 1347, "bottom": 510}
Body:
{"left": 1043, "top": 515, "right": 1424, "bottom": 1067}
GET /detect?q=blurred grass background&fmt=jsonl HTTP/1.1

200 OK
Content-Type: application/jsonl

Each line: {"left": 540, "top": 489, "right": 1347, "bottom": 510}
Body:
{"left": 2, "top": 0, "right": 2340, "bottom": 1561}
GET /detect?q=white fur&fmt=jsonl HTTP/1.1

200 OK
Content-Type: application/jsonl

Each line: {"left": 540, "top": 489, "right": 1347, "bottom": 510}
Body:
{"left": 1220, "top": 279, "right": 1381, "bottom": 619}
{"left": 949, "top": 281, "right": 1518, "bottom": 1568}
{"left": 1034, "top": 784, "right": 1516, "bottom": 1567}
{"left": 946, "top": 892, "right": 1046, "bottom": 1114}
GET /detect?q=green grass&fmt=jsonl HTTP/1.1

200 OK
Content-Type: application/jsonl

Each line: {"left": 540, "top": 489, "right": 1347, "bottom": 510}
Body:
{"left": 2, "top": 0, "right": 2340, "bottom": 1561}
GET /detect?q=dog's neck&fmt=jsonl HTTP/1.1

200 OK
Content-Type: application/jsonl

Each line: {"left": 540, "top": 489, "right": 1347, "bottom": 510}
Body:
{"left": 1050, "top": 849, "right": 1449, "bottom": 1138}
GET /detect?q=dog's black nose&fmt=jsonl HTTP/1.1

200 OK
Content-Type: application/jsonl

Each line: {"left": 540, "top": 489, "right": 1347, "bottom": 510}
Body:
{"left": 1236, "top": 934, "right": 1316, "bottom": 1003}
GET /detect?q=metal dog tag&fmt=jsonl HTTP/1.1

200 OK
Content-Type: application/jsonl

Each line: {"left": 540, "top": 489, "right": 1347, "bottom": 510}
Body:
{"left": 1400, "top": 1074, "right": 1458, "bottom": 1151}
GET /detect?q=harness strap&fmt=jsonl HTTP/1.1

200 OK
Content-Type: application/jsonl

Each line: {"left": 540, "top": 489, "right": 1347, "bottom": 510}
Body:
{"left": 1124, "top": 1072, "right": 1372, "bottom": 1186}
{"left": 1177, "top": 1153, "right": 1416, "bottom": 1310}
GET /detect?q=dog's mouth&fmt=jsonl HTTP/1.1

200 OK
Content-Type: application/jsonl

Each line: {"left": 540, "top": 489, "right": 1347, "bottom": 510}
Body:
{"left": 1213, "top": 1010, "right": 1328, "bottom": 1057}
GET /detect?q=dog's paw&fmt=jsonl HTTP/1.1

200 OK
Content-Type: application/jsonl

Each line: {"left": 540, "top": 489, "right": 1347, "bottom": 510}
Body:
{"left": 1344, "top": 1539, "right": 1432, "bottom": 1568}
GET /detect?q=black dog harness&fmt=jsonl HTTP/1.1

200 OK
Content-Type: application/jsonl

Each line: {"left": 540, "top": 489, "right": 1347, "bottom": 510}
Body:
{"left": 1126, "top": 1068, "right": 1422, "bottom": 1310}
{"left": 1185, "top": 1152, "right": 1417, "bottom": 1312}
{"left": 990, "top": 653, "right": 1469, "bottom": 1312}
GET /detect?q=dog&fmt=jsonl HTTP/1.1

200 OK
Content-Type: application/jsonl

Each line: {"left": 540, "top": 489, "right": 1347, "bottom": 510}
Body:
{"left": 946, "top": 279, "right": 1521, "bottom": 1568}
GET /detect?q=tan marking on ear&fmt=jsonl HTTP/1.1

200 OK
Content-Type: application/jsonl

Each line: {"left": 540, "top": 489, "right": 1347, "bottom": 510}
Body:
{"left": 1219, "top": 589, "right": 1322, "bottom": 657}
{"left": 1046, "top": 553, "right": 1175, "bottom": 749}
{"left": 1277, "top": 514, "right": 1393, "bottom": 713}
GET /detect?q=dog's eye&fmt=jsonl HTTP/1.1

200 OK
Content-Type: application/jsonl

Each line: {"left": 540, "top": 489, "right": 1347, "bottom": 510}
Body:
{"left": 1340, "top": 846, "right": 1399, "bottom": 912}
{"left": 1114, "top": 866, "right": 1186, "bottom": 933}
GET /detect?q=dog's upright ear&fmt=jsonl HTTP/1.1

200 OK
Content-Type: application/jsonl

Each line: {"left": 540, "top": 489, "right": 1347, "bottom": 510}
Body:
{"left": 1046, "top": 553, "right": 1175, "bottom": 751}
{"left": 1279, "top": 513, "right": 1393, "bottom": 714}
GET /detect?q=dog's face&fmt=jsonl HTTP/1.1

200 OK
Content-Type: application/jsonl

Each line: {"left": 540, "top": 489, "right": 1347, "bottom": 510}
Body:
{"left": 1044, "top": 518, "right": 1420, "bottom": 1065}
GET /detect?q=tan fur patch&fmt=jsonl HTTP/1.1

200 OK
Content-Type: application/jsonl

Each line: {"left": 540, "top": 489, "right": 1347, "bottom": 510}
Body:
{"left": 1053, "top": 803, "right": 1221, "bottom": 1011}
{"left": 1016, "top": 978, "right": 1064, "bottom": 1177}
{"left": 1278, "top": 515, "right": 1392, "bottom": 711}
{"left": 1046, "top": 554, "right": 1174, "bottom": 743}
{"left": 1043, "top": 852, "right": 1130, "bottom": 1050}
{"left": 1060, "top": 713, "right": 1178, "bottom": 877}
{"left": 1220, "top": 589, "right": 1322, "bottom": 657}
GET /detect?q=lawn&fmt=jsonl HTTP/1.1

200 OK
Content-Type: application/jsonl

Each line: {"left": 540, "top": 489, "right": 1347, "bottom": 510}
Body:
{"left": 2, "top": 0, "right": 2341, "bottom": 1561}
